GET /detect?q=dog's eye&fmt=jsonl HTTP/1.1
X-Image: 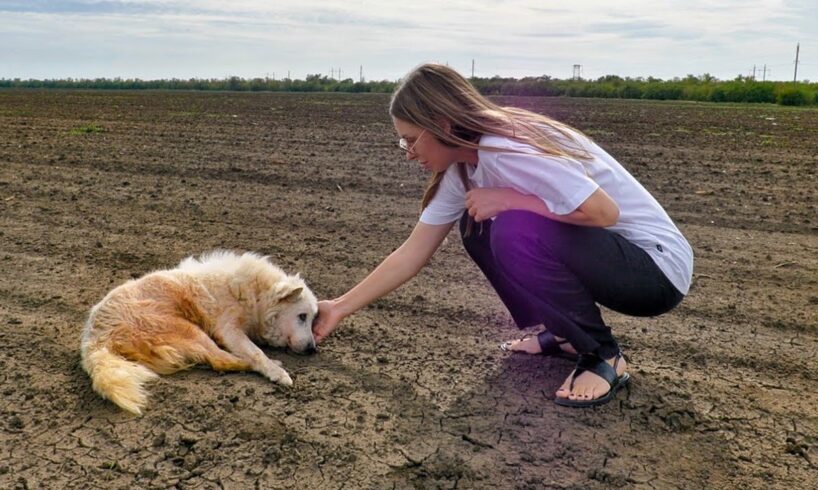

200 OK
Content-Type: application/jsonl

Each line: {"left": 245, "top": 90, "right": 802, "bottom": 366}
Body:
{"left": 298, "top": 313, "right": 307, "bottom": 322}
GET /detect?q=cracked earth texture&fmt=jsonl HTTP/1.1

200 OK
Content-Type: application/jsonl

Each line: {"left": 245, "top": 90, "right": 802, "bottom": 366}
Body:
{"left": 1, "top": 90, "right": 816, "bottom": 489}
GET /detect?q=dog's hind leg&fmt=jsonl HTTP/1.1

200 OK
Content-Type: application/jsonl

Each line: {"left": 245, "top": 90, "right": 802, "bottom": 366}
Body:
{"left": 110, "top": 316, "right": 249, "bottom": 375}
{"left": 191, "top": 335, "right": 254, "bottom": 373}
{"left": 163, "top": 318, "right": 255, "bottom": 373}
{"left": 159, "top": 319, "right": 254, "bottom": 374}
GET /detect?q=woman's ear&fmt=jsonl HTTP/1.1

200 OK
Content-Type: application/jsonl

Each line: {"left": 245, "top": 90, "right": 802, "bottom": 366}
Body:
{"left": 437, "top": 118, "right": 452, "bottom": 136}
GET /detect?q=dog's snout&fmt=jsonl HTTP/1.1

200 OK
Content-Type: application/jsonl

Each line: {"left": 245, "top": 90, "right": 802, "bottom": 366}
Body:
{"left": 290, "top": 338, "right": 317, "bottom": 355}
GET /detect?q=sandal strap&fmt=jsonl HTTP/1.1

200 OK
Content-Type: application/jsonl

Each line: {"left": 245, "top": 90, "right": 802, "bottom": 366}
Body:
{"left": 568, "top": 352, "right": 619, "bottom": 391}
{"left": 536, "top": 331, "right": 569, "bottom": 355}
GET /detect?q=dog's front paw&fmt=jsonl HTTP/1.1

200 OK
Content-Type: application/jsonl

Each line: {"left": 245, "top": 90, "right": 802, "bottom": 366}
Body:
{"left": 264, "top": 364, "right": 293, "bottom": 387}
{"left": 276, "top": 371, "right": 293, "bottom": 387}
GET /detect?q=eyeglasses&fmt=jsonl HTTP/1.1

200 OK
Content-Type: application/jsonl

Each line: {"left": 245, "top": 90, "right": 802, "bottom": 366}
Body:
{"left": 398, "top": 129, "right": 426, "bottom": 154}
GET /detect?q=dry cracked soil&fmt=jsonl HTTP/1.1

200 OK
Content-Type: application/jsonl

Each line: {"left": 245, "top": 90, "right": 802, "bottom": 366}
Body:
{"left": 1, "top": 90, "right": 817, "bottom": 489}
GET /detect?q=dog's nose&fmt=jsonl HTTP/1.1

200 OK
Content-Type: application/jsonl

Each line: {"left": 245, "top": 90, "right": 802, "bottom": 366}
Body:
{"left": 303, "top": 344, "right": 317, "bottom": 355}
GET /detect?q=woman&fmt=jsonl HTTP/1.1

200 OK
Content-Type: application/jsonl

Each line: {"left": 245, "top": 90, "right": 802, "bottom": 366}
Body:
{"left": 312, "top": 63, "right": 693, "bottom": 408}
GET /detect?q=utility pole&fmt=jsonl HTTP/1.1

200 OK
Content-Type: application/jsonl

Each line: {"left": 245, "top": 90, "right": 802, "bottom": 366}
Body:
{"left": 338, "top": 68, "right": 342, "bottom": 80}
{"left": 359, "top": 65, "right": 363, "bottom": 83}
{"left": 793, "top": 42, "right": 800, "bottom": 82}
{"left": 752, "top": 65, "right": 756, "bottom": 80}
{"left": 762, "top": 65, "right": 770, "bottom": 82}
{"left": 471, "top": 59, "right": 475, "bottom": 78}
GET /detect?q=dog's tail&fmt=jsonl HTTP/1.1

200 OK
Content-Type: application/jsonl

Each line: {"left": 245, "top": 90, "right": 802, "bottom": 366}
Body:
{"left": 81, "top": 345, "right": 159, "bottom": 415}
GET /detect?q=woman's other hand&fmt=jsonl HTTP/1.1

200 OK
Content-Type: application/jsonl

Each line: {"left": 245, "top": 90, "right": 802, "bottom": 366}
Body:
{"left": 465, "top": 188, "right": 521, "bottom": 222}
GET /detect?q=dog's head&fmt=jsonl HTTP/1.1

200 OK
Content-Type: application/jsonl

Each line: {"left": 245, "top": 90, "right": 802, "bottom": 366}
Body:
{"left": 260, "top": 275, "right": 318, "bottom": 355}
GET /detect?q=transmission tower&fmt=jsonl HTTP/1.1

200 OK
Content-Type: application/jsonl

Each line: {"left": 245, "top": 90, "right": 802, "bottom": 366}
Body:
{"left": 572, "top": 64, "right": 582, "bottom": 80}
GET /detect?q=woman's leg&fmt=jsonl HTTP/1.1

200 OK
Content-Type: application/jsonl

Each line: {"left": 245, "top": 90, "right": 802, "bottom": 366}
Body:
{"left": 464, "top": 210, "right": 683, "bottom": 403}
{"left": 459, "top": 212, "right": 543, "bottom": 329}
{"left": 488, "top": 210, "right": 682, "bottom": 359}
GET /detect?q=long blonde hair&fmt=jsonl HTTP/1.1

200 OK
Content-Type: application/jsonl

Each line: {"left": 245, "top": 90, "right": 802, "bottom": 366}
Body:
{"left": 389, "top": 63, "right": 591, "bottom": 234}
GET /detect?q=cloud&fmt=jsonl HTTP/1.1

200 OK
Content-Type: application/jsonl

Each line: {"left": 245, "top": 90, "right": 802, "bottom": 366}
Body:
{"left": 0, "top": 0, "right": 815, "bottom": 81}
{"left": 587, "top": 20, "right": 674, "bottom": 39}
{"left": 0, "top": 0, "right": 183, "bottom": 15}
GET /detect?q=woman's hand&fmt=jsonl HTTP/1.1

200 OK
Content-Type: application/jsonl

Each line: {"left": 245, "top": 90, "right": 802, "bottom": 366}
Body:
{"left": 465, "top": 188, "right": 522, "bottom": 222}
{"left": 310, "top": 221, "right": 454, "bottom": 346}
{"left": 312, "top": 299, "right": 346, "bottom": 343}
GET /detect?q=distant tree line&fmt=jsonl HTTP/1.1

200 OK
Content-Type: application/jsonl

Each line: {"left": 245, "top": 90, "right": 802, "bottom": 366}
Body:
{"left": 472, "top": 74, "right": 817, "bottom": 107}
{"left": 0, "top": 75, "right": 395, "bottom": 94}
{"left": 1, "top": 73, "right": 816, "bottom": 106}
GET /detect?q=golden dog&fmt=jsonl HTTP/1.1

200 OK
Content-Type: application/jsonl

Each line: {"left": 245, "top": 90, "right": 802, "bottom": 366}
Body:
{"left": 80, "top": 250, "right": 317, "bottom": 415}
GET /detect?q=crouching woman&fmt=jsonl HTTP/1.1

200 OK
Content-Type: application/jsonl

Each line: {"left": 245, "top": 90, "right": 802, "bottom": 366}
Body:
{"left": 312, "top": 63, "right": 693, "bottom": 407}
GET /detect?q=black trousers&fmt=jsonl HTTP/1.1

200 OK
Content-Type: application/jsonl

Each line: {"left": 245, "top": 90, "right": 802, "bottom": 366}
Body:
{"left": 460, "top": 210, "right": 683, "bottom": 359}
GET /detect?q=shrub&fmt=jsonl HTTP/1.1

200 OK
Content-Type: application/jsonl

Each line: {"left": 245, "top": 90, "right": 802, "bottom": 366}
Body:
{"left": 641, "top": 83, "right": 683, "bottom": 100}
{"left": 681, "top": 84, "right": 712, "bottom": 101}
{"left": 775, "top": 85, "right": 814, "bottom": 106}
{"left": 744, "top": 83, "right": 776, "bottom": 103}
{"left": 619, "top": 83, "right": 643, "bottom": 99}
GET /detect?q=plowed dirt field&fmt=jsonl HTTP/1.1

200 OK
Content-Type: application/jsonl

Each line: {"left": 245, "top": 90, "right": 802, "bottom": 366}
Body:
{"left": 1, "top": 90, "right": 816, "bottom": 489}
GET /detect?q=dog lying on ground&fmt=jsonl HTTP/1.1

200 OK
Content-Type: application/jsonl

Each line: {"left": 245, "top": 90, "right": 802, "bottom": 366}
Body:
{"left": 80, "top": 250, "right": 318, "bottom": 415}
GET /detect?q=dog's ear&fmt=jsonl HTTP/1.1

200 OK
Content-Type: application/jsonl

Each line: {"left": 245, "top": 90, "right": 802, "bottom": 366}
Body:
{"left": 273, "top": 283, "right": 303, "bottom": 303}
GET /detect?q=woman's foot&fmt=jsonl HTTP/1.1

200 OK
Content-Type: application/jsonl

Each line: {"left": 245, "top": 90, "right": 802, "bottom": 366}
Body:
{"left": 503, "top": 332, "right": 577, "bottom": 356}
{"left": 555, "top": 353, "right": 628, "bottom": 403}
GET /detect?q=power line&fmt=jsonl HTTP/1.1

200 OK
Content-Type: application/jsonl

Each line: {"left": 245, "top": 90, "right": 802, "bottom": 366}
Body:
{"left": 748, "top": 65, "right": 771, "bottom": 80}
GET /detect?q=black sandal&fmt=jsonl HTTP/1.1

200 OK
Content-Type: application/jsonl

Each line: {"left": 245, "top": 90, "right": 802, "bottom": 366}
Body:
{"left": 554, "top": 352, "right": 630, "bottom": 408}
{"left": 499, "top": 331, "right": 578, "bottom": 360}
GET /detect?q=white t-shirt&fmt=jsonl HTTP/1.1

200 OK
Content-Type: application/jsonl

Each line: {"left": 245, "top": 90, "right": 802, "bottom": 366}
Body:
{"left": 419, "top": 131, "right": 694, "bottom": 295}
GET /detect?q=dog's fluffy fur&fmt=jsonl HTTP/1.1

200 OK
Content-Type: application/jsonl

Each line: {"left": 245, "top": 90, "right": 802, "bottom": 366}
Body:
{"left": 80, "top": 250, "right": 318, "bottom": 415}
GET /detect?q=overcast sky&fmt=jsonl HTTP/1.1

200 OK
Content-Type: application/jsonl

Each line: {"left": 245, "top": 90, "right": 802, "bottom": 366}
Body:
{"left": 2, "top": 0, "right": 816, "bottom": 82}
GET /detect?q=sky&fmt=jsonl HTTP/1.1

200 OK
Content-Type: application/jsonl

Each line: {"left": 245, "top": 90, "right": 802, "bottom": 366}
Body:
{"left": 1, "top": 0, "right": 817, "bottom": 82}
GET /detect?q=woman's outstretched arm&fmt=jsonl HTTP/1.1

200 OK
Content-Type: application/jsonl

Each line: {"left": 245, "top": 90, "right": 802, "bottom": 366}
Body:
{"left": 312, "top": 220, "right": 455, "bottom": 342}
